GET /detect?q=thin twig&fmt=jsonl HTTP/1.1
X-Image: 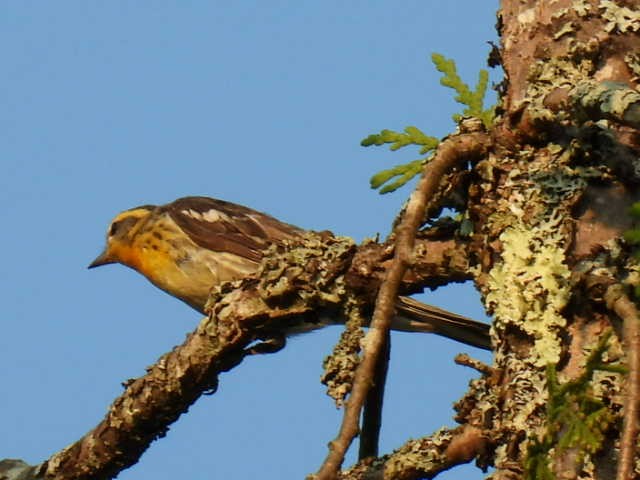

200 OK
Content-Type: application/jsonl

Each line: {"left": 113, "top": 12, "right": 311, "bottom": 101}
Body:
{"left": 358, "top": 332, "right": 390, "bottom": 460}
{"left": 605, "top": 285, "right": 640, "bottom": 480}
{"left": 454, "top": 353, "right": 494, "bottom": 376}
{"left": 314, "top": 129, "right": 490, "bottom": 480}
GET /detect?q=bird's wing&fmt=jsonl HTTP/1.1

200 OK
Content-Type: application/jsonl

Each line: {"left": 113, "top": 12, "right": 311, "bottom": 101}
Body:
{"left": 165, "top": 196, "right": 304, "bottom": 262}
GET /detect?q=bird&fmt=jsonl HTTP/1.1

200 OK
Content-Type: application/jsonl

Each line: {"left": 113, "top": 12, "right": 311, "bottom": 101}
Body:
{"left": 89, "top": 196, "right": 490, "bottom": 350}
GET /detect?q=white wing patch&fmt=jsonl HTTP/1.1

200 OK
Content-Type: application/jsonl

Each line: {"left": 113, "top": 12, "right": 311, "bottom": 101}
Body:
{"left": 182, "top": 209, "right": 202, "bottom": 220}
{"left": 201, "top": 209, "right": 228, "bottom": 223}
{"left": 248, "top": 214, "right": 266, "bottom": 224}
{"left": 181, "top": 208, "right": 231, "bottom": 223}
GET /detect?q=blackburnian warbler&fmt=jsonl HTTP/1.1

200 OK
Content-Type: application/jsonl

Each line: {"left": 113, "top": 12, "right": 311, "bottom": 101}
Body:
{"left": 89, "top": 196, "right": 490, "bottom": 350}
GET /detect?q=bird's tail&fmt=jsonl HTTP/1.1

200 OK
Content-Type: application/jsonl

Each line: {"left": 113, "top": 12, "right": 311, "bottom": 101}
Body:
{"left": 392, "top": 296, "right": 491, "bottom": 350}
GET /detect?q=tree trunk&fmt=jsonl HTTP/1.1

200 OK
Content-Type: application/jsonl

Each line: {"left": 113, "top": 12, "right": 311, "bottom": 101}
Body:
{"left": 461, "top": 1, "right": 640, "bottom": 478}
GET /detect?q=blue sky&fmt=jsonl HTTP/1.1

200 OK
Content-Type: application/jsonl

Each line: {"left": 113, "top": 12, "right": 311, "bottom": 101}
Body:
{"left": 1, "top": 2, "right": 499, "bottom": 478}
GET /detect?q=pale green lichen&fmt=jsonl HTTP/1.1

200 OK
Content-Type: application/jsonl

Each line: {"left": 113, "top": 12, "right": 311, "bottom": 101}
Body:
{"left": 486, "top": 219, "right": 570, "bottom": 367}
{"left": 523, "top": 57, "right": 595, "bottom": 121}
{"left": 551, "top": 7, "right": 570, "bottom": 20}
{"left": 573, "top": 0, "right": 591, "bottom": 17}
{"left": 321, "top": 298, "right": 365, "bottom": 406}
{"left": 383, "top": 428, "right": 454, "bottom": 477}
{"left": 504, "top": 366, "right": 548, "bottom": 431}
{"left": 520, "top": 1, "right": 638, "bottom": 127}
{"left": 573, "top": 80, "right": 640, "bottom": 125}
{"left": 624, "top": 255, "right": 640, "bottom": 292}
{"left": 479, "top": 155, "right": 585, "bottom": 472}
{"left": 257, "top": 232, "right": 355, "bottom": 304}
{"left": 484, "top": 155, "right": 580, "bottom": 367}
{"left": 517, "top": 8, "right": 536, "bottom": 25}
{"left": 493, "top": 444, "right": 510, "bottom": 472}
{"left": 554, "top": 21, "right": 576, "bottom": 40}
{"left": 531, "top": 59, "right": 586, "bottom": 90}
{"left": 599, "top": 0, "right": 640, "bottom": 33}
{"left": 624, "top": 52, "right": 640, "bottom": 78}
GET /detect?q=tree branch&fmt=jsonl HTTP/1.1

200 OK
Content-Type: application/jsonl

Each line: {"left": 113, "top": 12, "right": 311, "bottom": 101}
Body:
{"left": 346, "top": 235, "right": 473, "bottom": 298}
{"left": 358, "top": 333, "right": 390, "bottom": 460}
{"left": 37, "top": 234, "right": 357, "bottom": 480}
{"left": 314, "top": 126, "right": 490, "bottom": 479}
{"left": 40, "top": 296, "right": 294, "bottom": 479}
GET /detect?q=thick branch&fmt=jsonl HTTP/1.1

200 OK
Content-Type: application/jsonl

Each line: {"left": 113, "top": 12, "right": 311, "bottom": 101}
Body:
{"left": 40, "top": 290, "right": 306, "bottom": 480}
{"left": 38, "top": 234, "right": 356, "bottom": 480}
{"left": 347, "top": 235, "right": 473, "bottom": 299}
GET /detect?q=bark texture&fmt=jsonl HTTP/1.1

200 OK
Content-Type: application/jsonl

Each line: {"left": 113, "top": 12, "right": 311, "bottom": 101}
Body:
{"left": 461, "top": 1, "right": 640, "bottom": 478}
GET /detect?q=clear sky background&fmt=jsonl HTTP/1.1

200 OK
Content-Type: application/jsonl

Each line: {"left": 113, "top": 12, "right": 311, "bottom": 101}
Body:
{"left": 2, "top": 2, "right": 500, "bottom": 479}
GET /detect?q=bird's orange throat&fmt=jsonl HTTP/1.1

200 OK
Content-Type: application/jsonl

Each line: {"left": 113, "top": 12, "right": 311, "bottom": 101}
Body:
{"left": 111, "top": 242, "right": 177, "bottom": 285}
{"left": 108, "top": 243, "right": 146, "bottom": 271}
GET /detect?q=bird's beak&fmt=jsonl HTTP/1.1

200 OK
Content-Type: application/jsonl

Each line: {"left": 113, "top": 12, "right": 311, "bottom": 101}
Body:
{"left": 88, "top": 250, "right": 115, "bottom": 269}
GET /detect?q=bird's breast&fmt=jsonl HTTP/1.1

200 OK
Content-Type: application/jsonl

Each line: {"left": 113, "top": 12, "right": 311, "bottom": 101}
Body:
{"left": 135, "top": 243, "right": 260, "bottom": 313}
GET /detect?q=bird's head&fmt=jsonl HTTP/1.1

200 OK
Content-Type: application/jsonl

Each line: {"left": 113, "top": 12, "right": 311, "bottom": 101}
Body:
{"left": 89, "top": 205, "right": 156, "bottom": 269}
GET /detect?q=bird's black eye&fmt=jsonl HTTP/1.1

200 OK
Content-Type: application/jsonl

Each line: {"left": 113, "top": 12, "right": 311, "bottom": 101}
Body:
{"left": 109, "top": 221, "right": 122, "bottom": 236}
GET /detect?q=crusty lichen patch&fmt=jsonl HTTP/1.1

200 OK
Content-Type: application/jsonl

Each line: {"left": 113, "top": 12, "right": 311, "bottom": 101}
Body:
{"left": 382, "top": 428, "right": 454, "bottom": 477}
{"left": 257, "top": 232, "right": 356, "bottom": 305}
{"left": 486, "top": 217, "right": 571, "bottom": 367}
{"left": 483, "top": 153, "right": 582, "bottom": 368}
{"left": 321, "top": 298, "right": 365, "bottom": 406}
{"left": 573, "top": 80, "right": 640, "bottom": 126}
{"left": 573, "top": 0, "right": 592, "bottom": 17}
{"left": 599, "top": 0, "right": 640, "bottom": 33}
{"left": 473, "top": 146, "right": 590, "bottom": 471}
